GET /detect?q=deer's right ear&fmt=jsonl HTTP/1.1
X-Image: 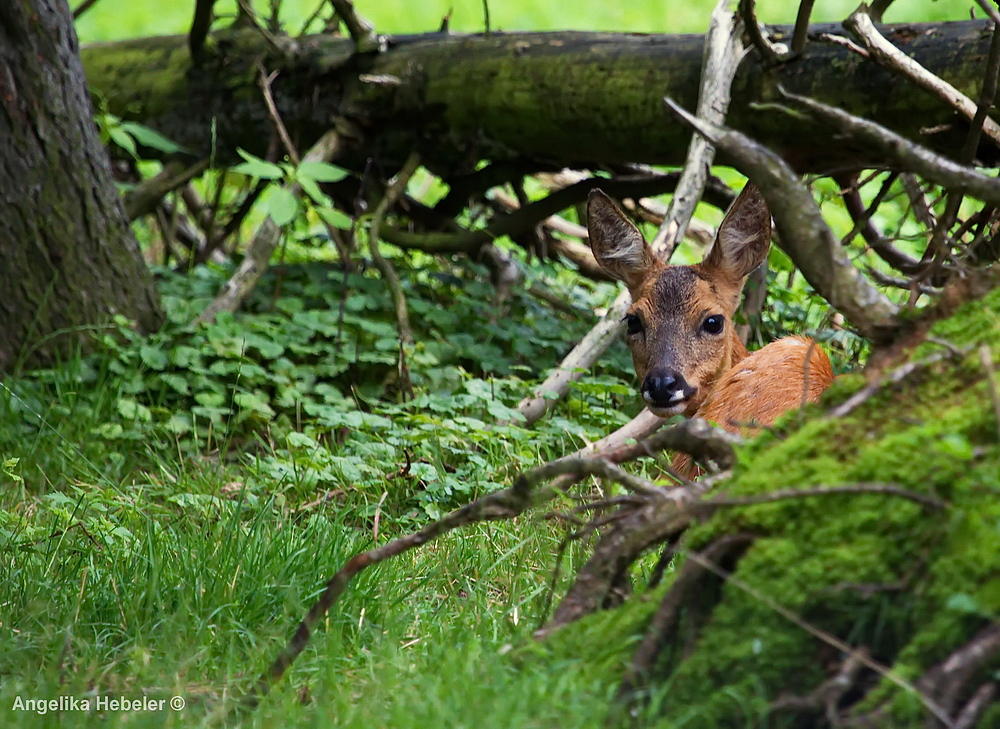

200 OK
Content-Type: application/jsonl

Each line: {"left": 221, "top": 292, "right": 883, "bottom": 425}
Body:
{"left": 587, "top": 189, "right": 659, "bottom": 291}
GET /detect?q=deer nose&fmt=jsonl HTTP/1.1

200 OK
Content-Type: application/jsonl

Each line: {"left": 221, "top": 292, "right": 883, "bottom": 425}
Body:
{"left": 642, "top": 369, "right": 695, "bottom": 409}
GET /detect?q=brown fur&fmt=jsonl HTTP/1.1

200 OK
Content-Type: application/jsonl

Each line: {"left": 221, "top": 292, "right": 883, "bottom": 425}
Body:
{"left": 587, "top": 184, "right": 836, "bottom": 480}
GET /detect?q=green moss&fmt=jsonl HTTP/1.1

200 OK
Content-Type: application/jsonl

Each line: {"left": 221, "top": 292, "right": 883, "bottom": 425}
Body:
{"left": 535, "top": 287, "right": 1000, "bottom": 727}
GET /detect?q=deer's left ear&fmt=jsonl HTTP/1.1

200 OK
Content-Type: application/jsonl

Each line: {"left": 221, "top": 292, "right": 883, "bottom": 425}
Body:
{"left": 588, "top": 189, "right": 661, "bottom": 291}
{"left": 703, "top": 183, "right": 771, "bottom": 281}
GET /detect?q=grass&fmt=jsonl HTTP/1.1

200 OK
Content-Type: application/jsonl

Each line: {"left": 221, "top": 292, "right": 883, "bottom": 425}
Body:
{"left": 2, "top": 1, "right": 987, "bottom": 727}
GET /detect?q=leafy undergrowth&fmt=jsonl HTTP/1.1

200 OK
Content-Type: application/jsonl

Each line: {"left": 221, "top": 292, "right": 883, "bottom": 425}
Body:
{"left": 535, "top": 288, "right": 1000, "bottom": 728}
{"left": 1, "top": 256, "right": 991, "bottom": 728}
{"left": 0, "top": 255, "right": 644, "bottom": 728}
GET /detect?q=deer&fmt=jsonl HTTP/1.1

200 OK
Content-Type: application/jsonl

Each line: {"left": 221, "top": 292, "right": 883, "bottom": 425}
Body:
{"left": 586, "top": 183, "right": 835, "bottom": 478}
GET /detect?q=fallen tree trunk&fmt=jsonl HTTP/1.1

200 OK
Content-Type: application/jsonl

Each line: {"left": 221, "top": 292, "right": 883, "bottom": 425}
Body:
{"left": 81, "top": 20, "right": 998, "bottom": 178}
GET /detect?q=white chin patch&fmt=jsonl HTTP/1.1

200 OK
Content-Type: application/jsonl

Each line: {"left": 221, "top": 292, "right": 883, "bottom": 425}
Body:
{"left": 642, "top": 392, "right": 688, "bottom": 418}
{"left": 647, "top": 403, "right": 685, "bottom": 418}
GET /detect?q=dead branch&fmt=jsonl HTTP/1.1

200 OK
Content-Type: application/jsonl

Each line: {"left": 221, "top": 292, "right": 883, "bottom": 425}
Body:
{"left": 537, "top": 469, "right": 734, "bottom": 638}
{"left": 259, "top": 67, "right": 300, "bottom": 165}
{"left": 193, "top": 130, "right": 342, "bottom": 325}
{"left": 615, "top": 533, "right": 756, "bottom": 702}
{"left": 651, "top": 0, "right": 744, "bottom": 256}
{"left": 369, "top": 153, "right": 420, "bottom": 347}
{"left": 827, "top": 350, "right": 959, "bottom": 418}
{"left": 953, "top": 682, "right": 997, "bottom": 729}
{"left": 770, "top": 649, "right": 869, "bottom": 724}
{"left": 124, "top": 160, "right": 209, "bottom": 221}
{"left": 790, "top": 0, "right": 816, "bottom": 55}
{"left": 591, "top": 415, "right": 742, "bottom": 471}
{"left": 981, "top": 346, "right": 1000, "bottom": 439}
{"left": 916, "top": 623, "right": 1000, "bottom": 716}
{"left": 72, "top": 0, "right": 101, "bottom": 19}
{"left": 665, "top": 97, "right": 900, "bottom": 342}
{"left": 739, "top": 0, "right": 783, "bottom": 65}
{"left": 845, "top": 8, "right": 1000, "bottom": 150}
{"left": 776, "top": 90, "right": 1000, "bottom": 208}
{"left": 189, "top": 0, "right": 216, "bottom": 64}
{"left": 244, "top": 420, "right": 734, "bottom": 709}
{"left": 329, "top": 0, "right": 381, "bottom": 52}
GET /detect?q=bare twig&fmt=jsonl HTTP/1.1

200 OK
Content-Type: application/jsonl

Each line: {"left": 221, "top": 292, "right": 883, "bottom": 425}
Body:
{"left": 790, "top": 0, "right": 816, "bottom": 55}
{"left": 258, "top": 67, "right": 299, "bottom": 165}
{"left": 72, "top": 0, "right": 101, "bottom": 19}
{"left": 837, "top": 172, "right": 921, "bottom": 273}
{"left": 665, "top": 97, "right": 900, "bottom": 341}
{"left": 702, "top": 482, "right": 945, "bottom": 512}
{"left": 651, "top": 0, "right": 744, "bottom": 256}
{"left": 953, "top": 682, "right": 997, "bottom": 729}
{"left": 827, "top": 350, "right": 957, "bottom": 418}
{"left": 329, "top": 0, "right": 381, "bottom": 52}
{"left": 845, "top": 8, "right": 1000, "bottom": 149}
{"left": 770, "top": 650, "right": 869, "bottom": 722}
{"left": 739, "top": 0, "right": 782, "bottom": 65}
{"left": 123, "top": 160, "right": 210, "bottom": 222}
{"left": 974, "top": 0, "right": 1000, "bottom": 25}
{"left": 189, "top": 0, "right": 216, "bottom": 64}
{"left": 774, "top": 89, "right": 1000, "bottom": 208}
{"left": 981, "top": 345, "right": 1000, "bottom": 439}
{"left": 368, "top": 153, "right": 420, "bottom": 347}
{"left": 244, "top": 451, "right": 589, "bottom": 709}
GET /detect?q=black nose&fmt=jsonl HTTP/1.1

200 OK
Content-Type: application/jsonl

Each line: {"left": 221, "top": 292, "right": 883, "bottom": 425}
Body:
{"left": 642, "top": 369, "right": 695, "bottom": 408}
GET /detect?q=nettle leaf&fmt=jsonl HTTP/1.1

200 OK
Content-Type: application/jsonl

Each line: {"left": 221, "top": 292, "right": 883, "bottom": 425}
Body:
{"left": 117, "top": 398, "right": 152, "bottom": 422}
{"left": 118, "top": 122, "right": 186, "bottom": 154}
{"left": 268, "top": 187, "right": 300, "bottom": 226}
{"left": 297, "top": 160, "right": 349, "bottom": 182}
{"left": 315, "top": 206, "right": 353, "bottom": 229}
{"left": 233, "top": 149, "right": 284, "bottom": 180}
{"left": 108, "top": 126, "right": 137, "bottom": 157}
{"left": 297, "top": 176, "right": 328, "bottom": 206}
{"left": 139, "top": 343, "right": 168, "bottom": 370}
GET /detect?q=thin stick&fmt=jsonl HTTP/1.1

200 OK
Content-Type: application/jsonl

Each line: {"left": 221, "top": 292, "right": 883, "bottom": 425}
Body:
{"left": 651, "top": 0, "right": 744, "bottom": 256}
{"left": 981, "top": 346, "right": 1000, "bottom": 440}
{"left": 702, "top": 482, "right": 945, "bottom": 511}
{"left": 329, "top": 0, "right": 380, "bottom": 52}
{"left": 368, "top": 153, "right": 420, "bottom": 346}
{"left": 845, "top": 8, "right": 1000, "bottom": 149}
{"left": 790, "top": 0, "right": 816, "bottom": 55}
{"left": 259, "top": 66, "right": 300, "bottom": 165}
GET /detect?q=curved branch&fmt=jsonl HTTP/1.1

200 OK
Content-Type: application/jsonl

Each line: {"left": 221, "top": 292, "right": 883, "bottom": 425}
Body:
{"left": 665, "top": 97, "right": 900, "bottom": 342}
{"left": 776, "top": 89, "right": 1000, "bottom": 207}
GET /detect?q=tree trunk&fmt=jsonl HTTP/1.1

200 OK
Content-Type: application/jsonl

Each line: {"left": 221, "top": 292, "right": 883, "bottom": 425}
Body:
{"left": 80, "top": 21, "right": 997, "bottom": 177}
{"left": 0, "top": 0, "right": 162, "bottom": 373}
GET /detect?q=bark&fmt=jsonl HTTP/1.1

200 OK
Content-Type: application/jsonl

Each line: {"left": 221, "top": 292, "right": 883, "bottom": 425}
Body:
{"left": 80, "top": 21, "right": 998, "bottom": 177}
{"left": 0, "top": 0, "right": 162, "bottom": 372}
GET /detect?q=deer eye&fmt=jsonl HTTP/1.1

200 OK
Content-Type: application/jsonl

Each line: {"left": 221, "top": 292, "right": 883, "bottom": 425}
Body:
{"left": 702, "top": 315, "right": 724, "bottom": 335}
{"left": 624, "top": 313, "right": 644, "bottom": 336}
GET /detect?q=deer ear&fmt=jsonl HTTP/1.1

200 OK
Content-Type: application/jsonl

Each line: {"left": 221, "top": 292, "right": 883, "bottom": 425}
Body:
{"left": 587, "top": 189, "right": 660, "bottom": 291}
{"left": 703, "top": 183, "right": 771, "bottom": 281}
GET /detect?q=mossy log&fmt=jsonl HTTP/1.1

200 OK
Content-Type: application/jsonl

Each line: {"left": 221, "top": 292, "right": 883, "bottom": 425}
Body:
{"left": 537, "top": 285, "right": 1000, "bottom": 728}
{"left": 81, "top": 20, "right": 998, "bottom": 178}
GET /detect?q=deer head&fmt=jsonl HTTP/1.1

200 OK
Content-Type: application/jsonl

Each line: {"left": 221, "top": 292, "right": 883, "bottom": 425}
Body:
{"left": 587, "top": 184, "right": 772, "bottom": 417}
